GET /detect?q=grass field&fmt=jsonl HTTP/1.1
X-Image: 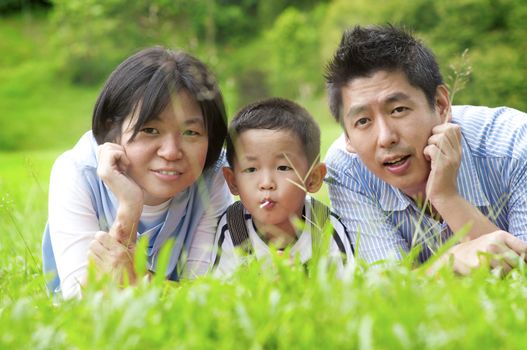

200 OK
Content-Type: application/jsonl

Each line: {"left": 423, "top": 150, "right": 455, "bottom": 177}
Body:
{"left": 2, "top": 148, "right": 527, "bottom": 349}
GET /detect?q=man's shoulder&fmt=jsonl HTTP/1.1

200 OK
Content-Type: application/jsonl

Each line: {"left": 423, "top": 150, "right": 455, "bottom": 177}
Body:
{"left": 325, "top": 134, "right": 362, "bottom": 169}
{"left": 452, "top": 105, "right": 527, "bottom": 122}
{"left": 453, "top": 105, "right": 527, "bottom": 158}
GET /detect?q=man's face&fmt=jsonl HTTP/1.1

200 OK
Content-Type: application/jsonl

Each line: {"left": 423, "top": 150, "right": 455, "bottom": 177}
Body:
{"left": 340, "top": 70, "right": 449, "bottom": 197}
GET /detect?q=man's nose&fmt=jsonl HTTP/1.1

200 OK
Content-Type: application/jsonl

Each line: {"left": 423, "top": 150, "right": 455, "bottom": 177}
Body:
{"left": 377, "top": 117, "right": 399, "bottom": 148}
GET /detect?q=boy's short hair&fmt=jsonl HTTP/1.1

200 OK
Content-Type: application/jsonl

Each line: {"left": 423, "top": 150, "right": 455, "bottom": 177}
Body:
{"left": 226, "top": 97, "right": 320, "bottom": 167}
{"left": 324, "top": 24, "right": 443, "bottom": 122}
{"left": 92, "top": 47, "right": 227, "bottom": 170}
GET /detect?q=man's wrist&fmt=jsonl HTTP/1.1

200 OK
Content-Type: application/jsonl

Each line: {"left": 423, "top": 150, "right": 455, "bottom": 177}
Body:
{"left": 428, "top": 191, "right": 461, "bottom": 215}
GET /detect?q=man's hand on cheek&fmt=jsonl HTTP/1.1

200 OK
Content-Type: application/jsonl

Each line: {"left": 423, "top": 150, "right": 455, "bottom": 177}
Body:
{"left": 423, "top": 123, "right": 462, "bottom": 206}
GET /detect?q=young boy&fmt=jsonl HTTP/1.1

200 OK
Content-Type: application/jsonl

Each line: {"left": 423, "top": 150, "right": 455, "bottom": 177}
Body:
{"left": 212, "top": 97, "right": 354, "bottom": 275}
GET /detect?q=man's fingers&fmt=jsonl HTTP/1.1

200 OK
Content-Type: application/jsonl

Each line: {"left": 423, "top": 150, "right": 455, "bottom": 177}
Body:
{"left": 423, "top": 144, "right": 439, "bottom": 162}
{"left": 503, "top": 233, "right": 527, "bottom": 258}
{"left": 428, "top": 124, "right": 461, "bottom": 154}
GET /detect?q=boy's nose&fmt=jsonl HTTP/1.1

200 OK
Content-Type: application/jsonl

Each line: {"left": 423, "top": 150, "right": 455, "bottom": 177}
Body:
{"left": 259, "top": 174, "right": 276, "bottom": 190}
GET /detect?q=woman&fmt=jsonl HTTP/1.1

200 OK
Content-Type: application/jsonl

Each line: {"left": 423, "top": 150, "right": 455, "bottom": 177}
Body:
{"left": 42, "top": 47, "right": 232, "bottom": 298}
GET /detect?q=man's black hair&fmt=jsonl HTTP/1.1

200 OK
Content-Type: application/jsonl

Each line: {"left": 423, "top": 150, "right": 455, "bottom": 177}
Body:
{"left": 325, "top": 25, "right": 443, "bottom": 122}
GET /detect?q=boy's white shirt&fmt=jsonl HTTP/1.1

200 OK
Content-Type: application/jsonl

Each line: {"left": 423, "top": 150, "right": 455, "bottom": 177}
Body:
{"left": 212, "top": 196, "right": 354, "bottom": 276}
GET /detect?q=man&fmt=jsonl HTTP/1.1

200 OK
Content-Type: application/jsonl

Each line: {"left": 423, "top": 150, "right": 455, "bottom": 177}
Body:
{"left": 324, "top": 25, "right": 527, "bottom": 274}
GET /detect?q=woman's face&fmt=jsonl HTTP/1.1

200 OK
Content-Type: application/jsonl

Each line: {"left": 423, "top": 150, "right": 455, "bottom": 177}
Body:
{"left": 119, "top": 90, "right": 208, "bottom": 205}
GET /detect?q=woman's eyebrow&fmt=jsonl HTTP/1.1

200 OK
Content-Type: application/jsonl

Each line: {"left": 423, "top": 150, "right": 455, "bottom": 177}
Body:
{"left": 182, "top": 117, "right": 204, "bottom": 126}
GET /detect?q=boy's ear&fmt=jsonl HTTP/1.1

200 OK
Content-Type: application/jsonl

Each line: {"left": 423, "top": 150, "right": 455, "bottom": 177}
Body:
{"left": 222, "top": 167, "right": 239, "bottom": 195}
{"left": 306, "top": 162, "right": 327, "bottom": 193}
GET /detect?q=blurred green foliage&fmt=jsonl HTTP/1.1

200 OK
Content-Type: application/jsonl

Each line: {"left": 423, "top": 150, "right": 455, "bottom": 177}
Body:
{"left": 0, "top": 0, "right": 526, "bottom": 151}
{"left": 0, "top": 0, "right": 50, "bottom": 14}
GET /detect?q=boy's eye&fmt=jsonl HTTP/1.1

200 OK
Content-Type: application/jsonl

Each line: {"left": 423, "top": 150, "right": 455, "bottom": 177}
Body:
{"left": 182, "top": 129, "right": 201, "bottom": 136}
{"left": 277, "top": 165, "right": 292, "bottom": 171}
{"left": 242, "top": 167, "right": 256, "bottom": 173}
{"left": 141, "top": 127, "right": 159, "bottom": 134}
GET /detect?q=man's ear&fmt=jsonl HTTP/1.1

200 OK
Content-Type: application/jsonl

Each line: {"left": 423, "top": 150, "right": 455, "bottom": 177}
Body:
{"left": 436, "top": 85, "right": 452, "bottom": 123}
{"left": 222, "top": 167, "right": 239, "bottom": 195}
{"left": 306, "top": 162, "right": 327, "bottom": 193}
{"left": 345, "top": 134, "right": 356, "bottom": 153}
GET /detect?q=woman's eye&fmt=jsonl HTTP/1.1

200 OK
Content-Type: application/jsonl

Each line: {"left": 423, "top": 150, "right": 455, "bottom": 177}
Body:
{"left": 141, "top": 127, "right": 159, "bottom": 134}
{"left": 242, "top": 167, "right": 256, "bottom": 173}
{"left": 182, "top": 129, "right": 200, "bottom": 136}
{"left": 277, "top": 165, "right": 292, "bottom": 171}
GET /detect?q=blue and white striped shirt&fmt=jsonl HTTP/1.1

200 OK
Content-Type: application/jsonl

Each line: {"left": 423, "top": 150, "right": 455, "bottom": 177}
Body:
{"left": 325, "top": 105, "right": 527, "bottom": 264}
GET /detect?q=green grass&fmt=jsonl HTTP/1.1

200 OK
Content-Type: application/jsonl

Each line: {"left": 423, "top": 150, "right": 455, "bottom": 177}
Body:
{"left": 2, "top": 150, "right": 527, "bottom": 349}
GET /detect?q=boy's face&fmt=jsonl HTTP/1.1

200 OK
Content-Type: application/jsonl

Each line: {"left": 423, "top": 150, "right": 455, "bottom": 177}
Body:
{"left": 223, "top": 129, "right": 325, "bottom": 235}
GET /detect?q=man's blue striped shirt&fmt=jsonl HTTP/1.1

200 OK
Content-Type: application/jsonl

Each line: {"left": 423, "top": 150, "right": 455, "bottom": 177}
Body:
{"left": 325, "top": 105, "right": 527, "bottom": 263}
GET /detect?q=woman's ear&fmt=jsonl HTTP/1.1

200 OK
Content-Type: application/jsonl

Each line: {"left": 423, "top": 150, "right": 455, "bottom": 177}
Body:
{"left": 436, "top": 85, "right": 452, "bottom": 123}
{"left": 222, "top": 167, "right": 239, "bottom": 195}
{"left": 306, "top": 162, "right": 327, "bottom": 193}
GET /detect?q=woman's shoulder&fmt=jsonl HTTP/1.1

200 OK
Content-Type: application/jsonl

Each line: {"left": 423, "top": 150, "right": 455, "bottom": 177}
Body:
{"left": 202, "top": 149, "right": 227, "bottom": 181}
{"left": 51, "top": 131, "right": 99, "bottom": 179}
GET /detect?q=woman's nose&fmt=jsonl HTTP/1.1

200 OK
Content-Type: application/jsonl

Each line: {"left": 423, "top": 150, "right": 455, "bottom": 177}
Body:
{"left": 158, "top": 136, "right": 183, "bottom": 160}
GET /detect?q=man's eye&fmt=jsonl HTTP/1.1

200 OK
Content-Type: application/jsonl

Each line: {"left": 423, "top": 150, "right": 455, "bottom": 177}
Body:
{"left": 141, "top": 127, "right": 159, "bottom": 134}
{"left": 242, "top": 167, "right": 256, "bottom": 173}
{"left": 277, "top": 165, "right": 292, "bottom": 171}
{"left": 392, "top": 106, "right": 408, "bottom": 114}
{"left": 354, "top": 118, "right": 370, "bottom": 128}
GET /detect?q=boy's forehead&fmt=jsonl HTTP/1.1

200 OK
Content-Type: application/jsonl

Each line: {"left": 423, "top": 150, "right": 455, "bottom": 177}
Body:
{"left": 235, "top": 128, "right": 306, "bottom": 158}
{"left": 237, "top": 128, "right": 301, "bottom": 145}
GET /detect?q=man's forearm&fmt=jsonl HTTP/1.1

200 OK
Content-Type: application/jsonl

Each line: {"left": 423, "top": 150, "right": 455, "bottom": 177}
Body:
{"left": 432, "top": 194, "right": 500, "bottom": 241}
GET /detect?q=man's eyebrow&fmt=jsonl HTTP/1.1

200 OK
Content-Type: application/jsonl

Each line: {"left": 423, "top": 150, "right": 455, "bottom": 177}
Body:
{"left": 344, "top": 92, "right": 412, "bottom": 119}
{"left": 345, "top": 105, "right": 367, "bottom": 119}
{"left": 385, "top": 92, "right": 411, "bottom": 104}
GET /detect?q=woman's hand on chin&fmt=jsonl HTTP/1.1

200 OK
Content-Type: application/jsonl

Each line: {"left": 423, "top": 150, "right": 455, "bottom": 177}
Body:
{"left": 97, "top": 142, "right": 144, "bottom": 209}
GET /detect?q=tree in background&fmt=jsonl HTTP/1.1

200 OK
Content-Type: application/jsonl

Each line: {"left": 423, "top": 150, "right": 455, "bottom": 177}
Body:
{"left": 1, "top": 0, "right": 526, "bottom": 150}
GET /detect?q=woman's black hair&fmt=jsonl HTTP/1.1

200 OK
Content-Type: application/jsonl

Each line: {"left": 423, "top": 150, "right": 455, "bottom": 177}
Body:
{"left": 92, "top": 47, "right": 227, "bottom": 169}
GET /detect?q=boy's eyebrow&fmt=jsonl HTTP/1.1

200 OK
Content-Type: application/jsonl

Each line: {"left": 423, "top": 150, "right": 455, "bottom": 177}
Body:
{"left": 243, "top": 155, "right": 258, "bottom": 162}
{"left": 242, "top": 153, "right": 293, "bottom": 161}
